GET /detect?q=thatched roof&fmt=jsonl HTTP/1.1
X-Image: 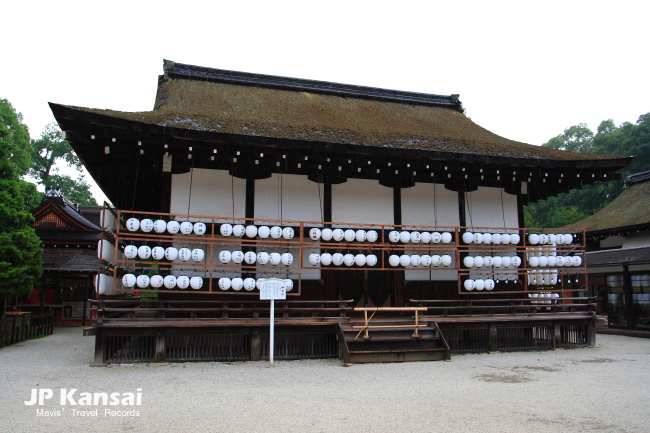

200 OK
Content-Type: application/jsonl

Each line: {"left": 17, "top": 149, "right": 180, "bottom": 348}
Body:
{"left": 567, "top": 173, "right": 650, "bottom": 233}
{"left": 62, "top": 60, "right": 622, "bottom": 163}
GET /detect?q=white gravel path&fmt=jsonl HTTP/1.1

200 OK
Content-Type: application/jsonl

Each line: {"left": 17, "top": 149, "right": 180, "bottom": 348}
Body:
{"left": 1, "top": 327, "right": 649, "bottom": 433}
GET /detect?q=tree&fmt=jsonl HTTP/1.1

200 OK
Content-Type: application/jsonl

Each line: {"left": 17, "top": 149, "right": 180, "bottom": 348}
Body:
{"left": 29, "top": 123, "right": 97, "bottom": 206}
{"left": 544, "top": 123, "right": 594, "bottom": 153}
{"left": 0, "top": 99, "right": 42, "bottom": 310}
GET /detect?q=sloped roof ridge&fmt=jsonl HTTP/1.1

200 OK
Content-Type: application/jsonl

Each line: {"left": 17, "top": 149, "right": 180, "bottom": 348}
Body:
{"left": 163, "top": 59, "right": 464, "bottom": 112}
{"left": 624, "top": 170, "right": 650, "bottom": 188}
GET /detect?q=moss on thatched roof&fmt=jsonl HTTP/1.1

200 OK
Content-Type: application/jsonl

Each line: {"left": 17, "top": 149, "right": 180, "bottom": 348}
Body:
{"left": 568, "top": 179, "right": 650, "bottom": 232}
{"left": 66, "top": 70, "right": 620, "bottom": 162}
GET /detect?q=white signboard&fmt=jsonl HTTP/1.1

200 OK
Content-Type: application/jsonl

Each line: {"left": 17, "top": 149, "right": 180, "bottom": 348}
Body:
{"left": 259, "top": 280, "right": 287, "bottom": 300}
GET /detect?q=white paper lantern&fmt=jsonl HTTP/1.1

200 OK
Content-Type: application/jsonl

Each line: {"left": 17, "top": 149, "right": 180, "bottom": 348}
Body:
{"left": 256, "top": 251, "right": 270, "bottom": 264}
{"left": 309, "top": 253, "right": 321, "bottom": 266}
{"left": 354, "top": 254, "right": 367, "bottom": 266}
{"left": 232, "top": 224, "right": 245, "bottom": 237}
{"left": 140, "top": 219, "right": 154, "bottom": 233}
{"left": 150, "top": 275, "right": 164, "bottom": 288}
{"left": 320, "top": 253, "right": 333, "bottom": 266}
{"left": 572, "top": 256, "right": 582, "bottom": 267}
{"left": 332, "top": 253, "right": 345, "bottom": 266}
{"left": 180, "top": 222, "right": 194, "bottom": 235}
{"left": 163, "top": 275, "right": 177, "bottom": 289}
{"left": 464, "top": 279, "right": 475, "bottom": 291}
{"left": 539, "top": 234, "right": 549, "bottom": 245}
{"left": 193, "top": 222, "right": 206, "bottom": 236}
{"left": 410, "top": 255, "right": 421, "bottom": 267}
{"left": 245, "top": 225, "right": 258, "bottom": 238}
{"left": 388, "top": 255, "right": 400, "bottom": 267}
{"left": 167, "top": 221, "right": 180, "bottom": 234}
{"left": 269, "top": 252, "right": 282, "bottom": 266}
{"left": 192, "top": 249, "right": 205, "bottom": 262}
{"left": 474, "top": 256, "right": 484, "bottom": 268}
{"left": 483, "top": 256, "right": 493, "bottom": 268}
{"left": 421, "top": 232, "right": 432, "bottom": 244}
{"left": 218, "top": 277, "right": 231, "bottom": 290}
{"left": 232, "top": 251, "right": 244, "bottom": 264}
{"left": 258, "top": 226, "right": 271, "bottom": 238}
{"left": 280, "top": 227, "right": 294, "bottom": 240}
{"left": 220, "top": 223, "right": 233, "bottom": 236}
{"left": 463, "top": 256, "right": 475, "bottom": 268}
{"left": 256, "top": 279, "right": 265, "bottom": 290}
{"left": 501, "top": 233, "right": 511, "bottom": 245}
{"left": 366, "top": 230, "right": 378, "bottom": 243}
{"left": 474, "top": 279, "right": 485, "bottom": 291}
{"left": 502, "top": 256, "right": 512, "bottom": 268}
{"left": 510, "top": 234, "right": 521, "bottom": 245}
{"left": 332, "top": 229, "right": 344, "bottom": 242}
{"left": 153, "top": 220, "right": 167, "bottom": 234}
{"left": 152, "top": 246, "right": 165, "bottom": 260}
{"left": 219, "top": 250, "right": 232, "bottom": 264}
{"left": 492, "top": 256, "right": 503, "bottom": 268}
{"left": 388, "top": 231, "right": 400, "bottom": 243}
{"left": 482, "top": 233, "right": 492, "bottom": 244}
{"left": 355, "top": 229, "right": 367, "bottom": 242}
{"left": 528, "top": 256, "right": 539, "bottom": 267}
{"left": 138, "top": 245, "right": 152, "bottom": 260}
{"left": 420, "top": 255, "right": 432, "bottom": 267}
{"left": 528, "top": 233, "right": 540, "bottom": 245}
{"left": 547, "top": 256, "right": 557, "bottom": 267}
{"left": 462, "top": 232, "right": 474, "bottom": 244}
{"left": 321, "top": 228, "right": 333, "bottom": 241}
{"left": 344, "top": 229, "right": 356, "bottom": 242}
{"left": 512, "top": 256, "right": 522, "bottom": 268}
{"left": 491, "top": 233, "right": 502, "bottom": 245}
{"left": 411, "top": 231, "right": 421, "bottom": 244}
{"left": 309, "top": 228, "right": 321, "bottom": 241}
{"left": 178, "top": 248, "right": 192, "bottom": 262}
{"left": 485, "top": 279, "right": 495, "bottom": 291}
{"left": 165, "top": 247, "right": 179, "bottom": 261}
{"left": 244, "top": 251, "right": 257, "bottom": 264}
{"left": 399, "top": 231, "right": 411, "bottom": 243}
{"left": 556, "top": 234, "right": 565, "bottom": 245}
{"left": 124, "top": 245, "right": 138, "bottom": 259}
{"left": 441, "top": 232, "right": 453, "bottom": 244}
{"left": 555, "top": 256, "right": 565, "bottom": 267}
{"left": 126, "top": 218, "right": 140, "bottom": 232}
{"left": 399, "top": 254, "right": 411, "bottom": 267}
{"left": 177, "top": 276, "right": 190, "bottom": 289}
{"left": 283, "top": 279, "right": 294, "bottom": 292}
{"left": 431, "top": 255, "right": 442, "bottom": 267}
{"left": 473, "top": 233, "right": 484, "bottom": 244}
{"left": 190, "top": 276, "right": 203, "bottom": 290}
{"left": 270, "top": 226, "right": 283, "bottom": 239}
{"left": 563, "top": 234, "right": 573, "bottom": 245}
{"left": 231, "top": 278, "right": 244, "bottom": 291}
{"left": 538, "top": 256, "right": 548, "bottom": 267}
{"left": 441, "top": 255, "right": 452, "bottom": 267}
{"left": 122, "top": 274, "right": 136, "bottom": 287}
{"left": 243, "top": 278, "right": 256, "bottom": 291}
{"left": 343, "top": 254, "right": 355, "bottom": 266}
{"left": 281, "top": 253, "right": 294, "bottom": 266}
{"left": 366, "top": 254, "right": 378, "bottom": 267}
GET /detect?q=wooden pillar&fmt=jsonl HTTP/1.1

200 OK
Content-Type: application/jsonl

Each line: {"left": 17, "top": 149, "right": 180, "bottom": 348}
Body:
{"left": 516, "top": 194, "right": 526, "bottom": 228}
{"left": 622, "top": 265, "right": 635, "bottom": 329}
{"left": 155, "top": 330, "right": 165, "bottom": 362}
{"left": 458, "top": 191, "right": 466, "bottom": 227}
{"left": 393, "top": 187, "right": 403, "bottom": 306}
{"left": 393, "top": 187, "right": 402, "bottom": 226}
{"left": 324, "top": 182, "right": 332, "bottom": 224}
{"left": 488, "top": 323, "right": 497, "bottom": 352}
{"left": 245, "top": 178, "right": 255, "bottom": 219}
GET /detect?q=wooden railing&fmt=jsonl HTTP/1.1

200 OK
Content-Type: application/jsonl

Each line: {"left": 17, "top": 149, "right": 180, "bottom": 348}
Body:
{"left": 352, "top": 307, "right": 429, "bottom": 339}
{"left": 0, "top": 312, "right": 54, "bottom": 348}
{"left": 409, "top": 297, "right": 595, "bottom": 317}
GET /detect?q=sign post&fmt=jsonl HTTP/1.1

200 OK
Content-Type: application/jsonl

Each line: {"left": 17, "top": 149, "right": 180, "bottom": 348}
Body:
{"left": 259, "top": 279, "right": 287, "bottom": 366}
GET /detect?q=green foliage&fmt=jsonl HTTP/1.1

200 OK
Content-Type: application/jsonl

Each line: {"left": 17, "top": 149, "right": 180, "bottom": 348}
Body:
{"left": 526, "top": 112, "right": 650, "bottom": 228}
{"left": 29, "top": 123, "right": 97, "bottom": 206}
{"left": 0, "top": 99, "right": 42, "bottom": 300}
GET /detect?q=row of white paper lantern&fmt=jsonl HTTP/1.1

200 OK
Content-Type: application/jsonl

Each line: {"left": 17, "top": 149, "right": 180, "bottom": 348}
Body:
{"left": 388, "top": 254, "right": 454, "bottom": 267}
{"left": 528, "top": 233, "right": 574, "bottom": 245}
{"left": 462, "top": 232, "right": 521, "bottom": 245}
{"left": 309, "top": 228, "right": 379, "bottom": 242}
{"left": 219, "top": 250, "right": 294, "bottom": 266}
{"left": 528, "top": 255, "right": 582, "bottom": 267}
{"left": 463, "top": 256, "right": 522, "bottom": 268}
{"left": 123, "top": 245, "right": 206, "bottom": 262}
{"left": 218, "top": 277, "right": 294, "bottom": 292}
{"left": 308, "top": 253, "right": 378, "bottom": 267}
{"left": 463, "top": 279, "right": 496, "bottom": 291}
{"left": 122, "top": 274, "right": 204, "bottom": 290}
{"left": 125, "top": 218, "right": 207, "bottom": 236}
{"left": 388, "top": 231, "right": 454, "bottom": 244}
{"left": 529, "top": 293, "right": 560, "bottom": 303}
{"left": 220, "top": 224, "right": 295, "bottom": 239}
{"left": 528, "top": 272, "right": 559, "bottom": 286}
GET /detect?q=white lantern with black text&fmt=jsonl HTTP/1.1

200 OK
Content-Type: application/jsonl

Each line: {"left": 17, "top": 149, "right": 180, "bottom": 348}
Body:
{"left": 178, "top": 248, "right": 192, "bottom": 262}
{"left": 138, "top": 245, "right": 152, "bottom": 260}
{"left": 140, "top": 219, "right": 154, "bottom": 233}
{"left": 152, "top": 246, "right": 165, "bottom": 260}
{"left": 165, "top": 247, "right": 179, "bottom": 261}
{"left": 190, "top": 276, "right": 203, "bottom": 290}
{"left": 220, "top": 224, "right": 233, "bottom": 236}
{"left": 244, "top": 251, "right": 257, "bottom": 265}
{"left": 192, "top": 248, "right": 205, "bottom": 262}
{"left": 177, "top": 276, "right": 190, "bottom": 289}
{"left": 180, "top": 222, "right": 193, "bottom": 235}
{"left": 232, "top": 224, "right": 245, "bottom": 237}
{"left": 281, "top": 253, "right": 294, "bottom": 266}
{"left": 163, "top": 275, "right": 177, "bottom": 289}
{"left": 126, "top": 218, "right": 140, "bottom": 232}
{"left": 124, "top": 245, "right": 138, "bottom": 259}
{"left": 150, "top": 275, "right": 164, "bottom": 288}
{"left": 193, "top": 222, "right": 206, "bottom": 236}
{"left": 167, "top": 221, "right": 180, "bottom": 234}
{"left": 122, "top": 274, "right": 136, "bottom": 288}
{"left": 320, "top": 253, "right": 333, "bottom": 266}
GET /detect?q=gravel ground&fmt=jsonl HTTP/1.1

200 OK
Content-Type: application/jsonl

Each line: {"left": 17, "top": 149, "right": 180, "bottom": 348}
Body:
{"left": 1, "top": 327, "right": 649, "bottom": 433}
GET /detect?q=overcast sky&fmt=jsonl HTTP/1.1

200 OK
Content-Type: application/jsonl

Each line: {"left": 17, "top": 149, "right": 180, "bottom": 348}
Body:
{"left": 2, "top": 1, "right": 649, "bottom": 203}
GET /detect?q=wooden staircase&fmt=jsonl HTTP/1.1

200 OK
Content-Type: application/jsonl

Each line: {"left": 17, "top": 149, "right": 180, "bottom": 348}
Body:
{"left": 336, "top": 312, "right": 451, "bottom": 364}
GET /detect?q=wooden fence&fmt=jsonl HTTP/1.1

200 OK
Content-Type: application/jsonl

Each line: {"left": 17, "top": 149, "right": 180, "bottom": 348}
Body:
{"left": 0, "top": 312, "right": 54, "bottom": 348}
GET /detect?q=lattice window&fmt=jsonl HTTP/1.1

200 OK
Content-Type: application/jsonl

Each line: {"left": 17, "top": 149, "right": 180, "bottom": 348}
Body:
{"left": 34, "top": 213, "right": 67, "bottom": 228}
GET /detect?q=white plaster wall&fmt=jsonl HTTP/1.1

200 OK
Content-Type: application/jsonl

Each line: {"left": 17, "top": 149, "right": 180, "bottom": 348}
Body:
{"left": 332, "top": 179, "right": 393, "bottom": 225}
{"left": 401, "top": 183, "right": 459, "bottom": 228}
{"left": 255, "top": 174, "right": 323, "bottom": 222}
{"left": 622, "top": 231, "right": 650, "bottom": 249}
{"left": 464, "top": 187, "right": 518, "bottom": 229}
{"left": 171, "top": 169, "right": 246, "bottom": 218}
{"left": 600, "top": 235, "right": 625, "bottom": 249}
